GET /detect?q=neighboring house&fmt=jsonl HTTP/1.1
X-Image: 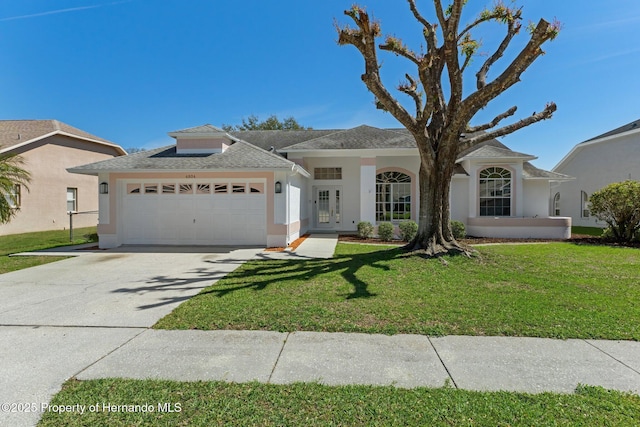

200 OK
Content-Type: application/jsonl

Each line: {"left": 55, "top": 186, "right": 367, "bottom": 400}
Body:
{"left": 0, "top": 120, "right": 126, "bottom": 235}
{"left": 552, "top": 118, "right": 640, "bottom": 228}
{"left": 69, "top": 124, "right": 572, "bottom": 249}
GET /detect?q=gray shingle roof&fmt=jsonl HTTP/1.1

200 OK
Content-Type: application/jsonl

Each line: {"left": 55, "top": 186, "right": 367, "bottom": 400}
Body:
{"left": 0, "top": 120, "right": 123, "bottom": 153}
{"left": 169, "top": 124, "right": 227, "bottom": 134}
{"left": 282, "top": 125, "right": 416, "bottom": 150}
{"left": 69, "top": 140, "right": 304, "bottom": 174}
{"left": 522, "top": 162, "right": 572, "bottom": 180}
{"left": 229, "top": 129, "right": 338, "bottom": 151}
{"left": 583, "top": 118, "right": 640, "bottom": 142}
{"left": 459, "top": 144, "right": 535, "bottom": 160}
{"left": 68, "top": 123, "right": 561, "bottom": 179}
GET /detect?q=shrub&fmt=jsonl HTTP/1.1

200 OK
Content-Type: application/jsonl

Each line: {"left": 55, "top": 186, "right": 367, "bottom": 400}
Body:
{"left": 357, "top": 221, "right": 374, "bottom": 239}
{"left": 450, "top": 220, "right": 466, "bottom": 239}
{"left": 398, "top": 221, "right": 418, "bottom": 242}
{"left": 377, "top": 222, "right": 394, "bottom": 241}
{"left": 589, "top": 180, "right": 640, "bottom": 242}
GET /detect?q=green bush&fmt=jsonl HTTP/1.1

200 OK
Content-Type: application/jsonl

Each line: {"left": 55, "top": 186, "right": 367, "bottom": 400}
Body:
{"left": 357, "top": 221, "right": 374, "bottom": 239}
{"left": 377, "top": 222, "right": 394, "bottom": 241}
{"left": 398, "top": 221, "right": 418, "bottom": 242}
{"left": 589, "top": 180, "right": 640, "bottom": 242}
{"left": 450, "top": 220, "right": 466, "bottom": 239}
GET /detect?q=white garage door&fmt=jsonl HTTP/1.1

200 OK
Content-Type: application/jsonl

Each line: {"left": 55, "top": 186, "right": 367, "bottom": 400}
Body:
{"left": 121, "top": 181, "right": 266, "bottom": 246}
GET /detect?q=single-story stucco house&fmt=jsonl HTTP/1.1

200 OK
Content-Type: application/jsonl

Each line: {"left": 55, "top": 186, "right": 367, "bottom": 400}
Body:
{"left": 0, "top": 120, "right": 126, "bottom": 235}
{"left": 552, "top": 118, "right": 640, "bottom": 228}
{"left": 69, "top": 124, "right": 572, "bottom": 248}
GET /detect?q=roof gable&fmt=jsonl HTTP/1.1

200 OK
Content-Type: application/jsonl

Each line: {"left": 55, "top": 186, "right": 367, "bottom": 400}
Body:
{"left": 459, "top": 144, "right": 536, "bottom": 161}
{"left": 0, "top": 120, "right": 125, "bottom": 155}
{"left": 553, "top": 118, "right": 640, "bottom": 172}
{"left": 168, "top": 124, "right": 228, "bottom": 136}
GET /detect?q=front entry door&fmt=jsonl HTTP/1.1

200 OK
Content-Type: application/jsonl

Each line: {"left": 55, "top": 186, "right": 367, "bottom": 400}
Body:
{"left": 315, "top": 186, "right": 342, "bottom": 229}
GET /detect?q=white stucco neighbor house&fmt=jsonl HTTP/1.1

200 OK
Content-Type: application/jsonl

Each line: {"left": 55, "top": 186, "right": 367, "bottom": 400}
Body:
{"left": 552, "top": 118, "right": 640, "bottom": 228}
{"left": 68, "top": 124, "right": 572, "bottom": 249}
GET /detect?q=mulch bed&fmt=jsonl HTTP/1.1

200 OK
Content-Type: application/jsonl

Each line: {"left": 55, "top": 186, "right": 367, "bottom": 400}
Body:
{"left": 338, "top": 234, "right": 640, "bottom": 248}
{"left": 264, "top": 234, "right": 310, "bottom": 252}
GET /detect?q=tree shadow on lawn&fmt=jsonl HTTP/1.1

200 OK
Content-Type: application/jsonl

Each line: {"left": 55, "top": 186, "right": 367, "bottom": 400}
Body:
{"left": 196, "top": 247, "right": 406, "bottom": 301}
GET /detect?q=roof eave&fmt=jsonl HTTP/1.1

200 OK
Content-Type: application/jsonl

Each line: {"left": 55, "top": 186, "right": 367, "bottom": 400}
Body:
{"left": 67, "top": 166, "right": 305, "bottom": 176}
{"left": 458, "top": 155, "right": 536, "bottom": 162}
{"left": 524, "top": 176, "right": 574, "bottom": 181}
{"left": 0, "top": 130, "right": 126, "bottom": 156}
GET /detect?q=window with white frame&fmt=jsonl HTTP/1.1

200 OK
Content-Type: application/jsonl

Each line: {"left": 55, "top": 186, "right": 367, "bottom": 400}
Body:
{"left": 314, "top": 167, "right": 342, "bottom": 180}
{"left": 581, "top": 191, "right": 590, "bottom": 218}
{"left": 66, "top": 188, "right": 77, "bottom": 212}
{"left": 553, "top": 192, "right": 560, "bottom": 216}
{"left": 376, "top": 171, "right": 411, "bottom": 222}
{"left": 5, "top": 184, "right": 21, "bottom": 208}
{"left": 479, "top": 167, "right": 511, "bottom": 216}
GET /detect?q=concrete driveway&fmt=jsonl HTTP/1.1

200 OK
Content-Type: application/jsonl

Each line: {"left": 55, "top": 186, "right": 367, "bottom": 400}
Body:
{"left": 0, "top": 246, "right": 261, "bottom": 427}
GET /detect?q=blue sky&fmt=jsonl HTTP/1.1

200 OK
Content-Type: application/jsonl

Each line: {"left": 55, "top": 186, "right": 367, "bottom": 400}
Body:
{"left": 1, "top": 0, "right": 639, "bottom": 170}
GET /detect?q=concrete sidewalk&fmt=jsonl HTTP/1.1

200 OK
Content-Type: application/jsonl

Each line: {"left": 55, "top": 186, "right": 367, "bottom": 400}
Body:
{"left": 76, "top": 330, "right": 640, "bottom": 395}
{"left": 259, "top": 233, "right": 339, "bottom": 260}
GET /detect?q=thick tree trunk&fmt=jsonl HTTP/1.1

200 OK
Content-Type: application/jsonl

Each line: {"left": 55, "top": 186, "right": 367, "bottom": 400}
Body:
{"left": 404, "top": 160, "right": 470, "bottom": 257}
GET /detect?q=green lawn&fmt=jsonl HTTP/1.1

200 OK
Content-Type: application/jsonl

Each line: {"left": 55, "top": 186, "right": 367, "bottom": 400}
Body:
{"left": 0, "top": 227, "right": 97, "bottom": 274}
{"left": 155, "top": 242, "right": 640, "bottom": 340}
{"left": 572, "top": 226, "right": 605, "bottom": 236}
{"left": 38, "top": 379, "right": 640, "bottom": 426}
{"left": 39, "top": 242, "right": 640, "bottom": 426}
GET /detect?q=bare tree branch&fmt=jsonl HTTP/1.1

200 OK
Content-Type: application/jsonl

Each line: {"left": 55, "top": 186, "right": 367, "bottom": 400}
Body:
{"left": 380, "top": 36, "right": 420, "bottom": 65}
{"left": 407, "top": 0, "right": 431, "bottom": 30}
{"left": 460, "top": 18, "right": 558, "bottom": 125}
{"left": 398, "top": 74, "right": 424, "bottom": 118}
{"left": 460, "top": 103, "right": 557, "bottom": 151}
{"left": 476, "top": 18, "right": 521, "bottom": 89}
{"left": 458, "top": 5, "right": 522, "bottom": 41}
{"left": 338, "top": 6, "right": 417, "bottom": 130}
{"left": 432, "top": 0, "right": 447, "bottom": 30}
{"left": 466, "top": 106, "right": 518, "bottom": 132}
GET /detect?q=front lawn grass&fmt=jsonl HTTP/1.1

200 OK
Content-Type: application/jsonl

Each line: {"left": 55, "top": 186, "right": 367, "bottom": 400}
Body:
{"left": 0, "top": 227, "right": 97, "bottom": 274}
{"left": 572, "top": 226, "right": 604, "bottom": 237}
{"left": 155, "top": 242, "right": 640, "bottom": 340}
{"left": 38, "top": 379, "right": 640, "bottom": 426}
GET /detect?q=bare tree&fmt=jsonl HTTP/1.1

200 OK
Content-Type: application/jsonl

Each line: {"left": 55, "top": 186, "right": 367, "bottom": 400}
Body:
{"left": 337, "top": 1, "right": 559, "bottom": 256}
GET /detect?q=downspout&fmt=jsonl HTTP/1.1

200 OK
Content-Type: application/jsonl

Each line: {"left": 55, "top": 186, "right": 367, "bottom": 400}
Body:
{"left": 286, "top": 170, "right": 291, "bottom": 246}
{"left": 286, "top": 164, "right": 297, "bottom": 245}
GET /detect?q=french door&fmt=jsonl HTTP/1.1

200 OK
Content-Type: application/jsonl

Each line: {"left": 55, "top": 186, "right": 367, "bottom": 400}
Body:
{"left": 314, "top": 186, "right": 342, "bottom": 229}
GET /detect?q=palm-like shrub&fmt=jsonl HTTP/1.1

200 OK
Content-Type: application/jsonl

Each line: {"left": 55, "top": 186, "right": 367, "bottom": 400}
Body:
{"left": 0, "top": 154, "right": 31, "bottom": 223}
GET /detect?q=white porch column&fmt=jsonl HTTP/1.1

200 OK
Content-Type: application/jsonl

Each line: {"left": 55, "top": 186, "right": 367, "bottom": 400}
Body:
{"left": 360, "top": 158, "right": 377, "bottom": 224}
{"left": 514, "top": 164, "right": 524, "bottom": 217}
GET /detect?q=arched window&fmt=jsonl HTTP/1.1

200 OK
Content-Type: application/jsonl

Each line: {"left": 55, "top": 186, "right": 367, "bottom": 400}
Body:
{"left": 553, "top": 192, "right": 560, "bottom": 216}
{"left": 581, "top": 191, "right": 590, "bottom": 218}
{"left": 376, "top": 171, "right": 411, "bottom": 222}
{"left": 479, "top": 167, "right": 511, "bottom": 216}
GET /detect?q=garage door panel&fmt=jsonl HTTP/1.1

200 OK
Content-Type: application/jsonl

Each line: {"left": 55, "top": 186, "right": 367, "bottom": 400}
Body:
{"left": 122, "top": 186, "right": 266, "bottom": 246}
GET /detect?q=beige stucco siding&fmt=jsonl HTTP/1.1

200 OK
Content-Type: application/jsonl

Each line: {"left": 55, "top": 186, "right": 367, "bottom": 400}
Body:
{"left": 0, "top": 135, "right": 121, "bottom": 235}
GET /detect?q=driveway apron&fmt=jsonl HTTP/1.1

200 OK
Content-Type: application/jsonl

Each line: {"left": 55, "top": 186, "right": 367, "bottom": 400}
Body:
{"left": 0, "top": 246, "right": 260, "bottom": 426}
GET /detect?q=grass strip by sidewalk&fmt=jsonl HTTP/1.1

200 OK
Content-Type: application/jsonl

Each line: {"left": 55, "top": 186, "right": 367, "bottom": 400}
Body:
{"left": 38, "top": 379, "right": 640, "bottom": 426}
{"left": 155, "top": 242, "right": 640, "bottom": 340}
{"left": 0, "top": 227, "right": 97, "bottom": 274}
